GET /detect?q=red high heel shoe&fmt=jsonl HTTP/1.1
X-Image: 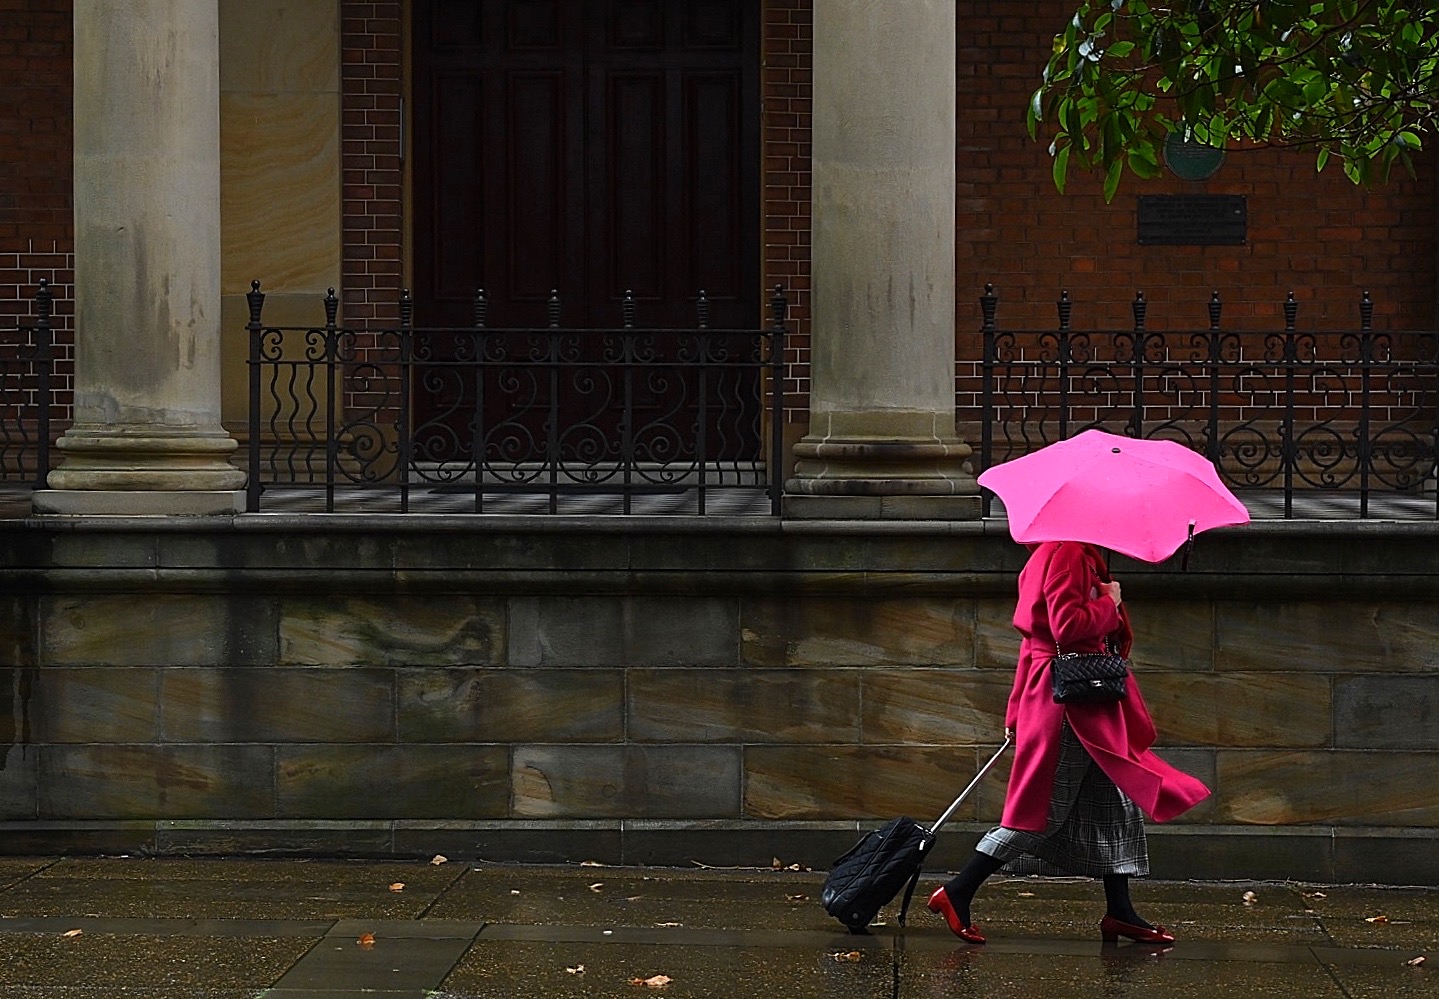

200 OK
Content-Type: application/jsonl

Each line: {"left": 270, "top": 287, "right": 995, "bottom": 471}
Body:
{"left": 927, "top": 886, "right": 986, "bottom": 944}
{"left": 1100, "top": 914, "right": 1175, "bottom": 945}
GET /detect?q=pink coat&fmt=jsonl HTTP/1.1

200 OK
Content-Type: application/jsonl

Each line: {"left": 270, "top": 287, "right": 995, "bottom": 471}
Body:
{"left": 1000, "top": 541, "right": 1211, "bottom": 832}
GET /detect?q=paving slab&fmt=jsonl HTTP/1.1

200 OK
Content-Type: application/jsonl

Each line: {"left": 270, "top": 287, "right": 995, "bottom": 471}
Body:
{"left": 0, "top": 859, "right": 1429, "bottom": 997}
{"left": 0, "top": 858, "right": 466, "bottom": 921}
{"left": 0, "top": 932, "right": 312, "bottom": 990}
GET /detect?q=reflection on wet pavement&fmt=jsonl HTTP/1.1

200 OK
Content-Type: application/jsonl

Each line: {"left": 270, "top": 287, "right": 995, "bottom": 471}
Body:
{"left": 0, "top": 860, "right": 1427, "bottom": 997}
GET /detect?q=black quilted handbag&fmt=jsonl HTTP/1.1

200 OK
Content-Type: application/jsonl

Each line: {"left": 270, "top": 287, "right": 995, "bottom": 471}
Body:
{"left": 1051, "top": 642, "right": 1129, "bottom": 703}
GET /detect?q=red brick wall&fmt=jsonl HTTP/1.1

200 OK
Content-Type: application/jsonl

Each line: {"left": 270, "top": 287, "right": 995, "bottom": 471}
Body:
{"left": 952, "top": 0, "right": 1437, "bottom": 437}
{"left": 340, "top": 0, "right": 405, "bottom": 326}
{"left": 761, "top": 0, "right": 812, "bottom": 423}
{"left": 954, "top": 1, "right": 1436, "bottom": 333}
{"left": 0, "top": 0, "right": 74, "bottom": 413}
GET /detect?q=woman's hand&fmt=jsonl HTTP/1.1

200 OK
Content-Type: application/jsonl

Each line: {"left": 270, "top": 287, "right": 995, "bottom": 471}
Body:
{"left": 1100, "top": 580, "right": 1122, "bottom": 607}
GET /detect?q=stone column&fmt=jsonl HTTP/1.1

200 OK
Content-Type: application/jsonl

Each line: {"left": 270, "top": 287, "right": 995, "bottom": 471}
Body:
{"left": 784, "top": 0, "right": 979, "bottom": 519}
{"left": 33, "top": 0, "right": 245, "bottom": 515}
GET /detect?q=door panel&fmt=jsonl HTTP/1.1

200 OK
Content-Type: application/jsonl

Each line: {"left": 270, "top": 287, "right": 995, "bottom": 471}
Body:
{"left": 413, "top": 0, "right": 758, "bottom": 329}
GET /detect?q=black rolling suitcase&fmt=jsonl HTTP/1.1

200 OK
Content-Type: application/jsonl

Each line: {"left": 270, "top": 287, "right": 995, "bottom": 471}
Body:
{"left": 820, "top": 737, "right": 1011, "bottom": 933}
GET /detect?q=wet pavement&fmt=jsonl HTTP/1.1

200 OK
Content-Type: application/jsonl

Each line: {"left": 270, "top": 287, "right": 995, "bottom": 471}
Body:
{"left": 0, "top": 857, "right": 1431, "bottom": 997}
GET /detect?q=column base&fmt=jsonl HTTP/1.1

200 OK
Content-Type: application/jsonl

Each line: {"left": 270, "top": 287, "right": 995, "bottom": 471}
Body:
{"left": 783, "top": 432, "right": 981, "bottom": 521}
{"left": 32, "top": 489, "right": 245, "bottom": 516}
{"left": 782, "top": 493, "right": 981, "bottom": 520}
{"left": 38, "top": 426, "right": 247, "bottom": 515}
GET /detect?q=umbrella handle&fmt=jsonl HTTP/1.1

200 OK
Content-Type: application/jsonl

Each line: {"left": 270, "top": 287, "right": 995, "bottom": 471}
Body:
{"left": 1180, "top": 522, "right": 1196, "bottom": 571}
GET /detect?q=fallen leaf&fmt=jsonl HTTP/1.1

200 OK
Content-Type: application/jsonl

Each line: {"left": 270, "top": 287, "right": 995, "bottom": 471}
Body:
{"left": 388, "top": 883, "right": 405, "bottom": 892}
{"left": 831, "top": 951, "right": 862, "bottom": 963}
{"left": 357, "top": 933, "right": 376, "bottom": 950}
{"left": 566, "top": 964, "right": 586, "bottom": 975}
{"left": 589, "top": 883, "right": 605, "bottom": 892}
{"left": 1405, "top": 955, "right": 1426, "bottom": 966}
{"left": 1303, "top": 891, "right": 1327, "bottom": 900}
{"left": 629, "top": 974, "right": 672, "bottom": 988}
{"left": 786, "top": 893, "right": 808, "bottom": 902}
{"left": 61, "top": 928, "right": 83, "bottom": 939}
{"left": 510, "top": 890, "right": 521, "bottom": 895}
{"left": 655, "top": 921, "right": 683, "bottom": 928}
{"left": 785, "top": 863, "right": 811, "bottom": 872}
{"left": 625, "top": 895, "right": 644, "bottom": 902}
{"left": 1241, "top": 891, "right": 1258, "bottom": 906}
{"left": 771, "top": 857, "right": 783, "bottom": 870}
{"left": 1017, "top": 891, "right": 1036, "bottom": 898}
{"left": 580, "top": 860, "right": 605, "bottom": 867}
{"left": 1366, "top": 915, "right": 1391, "bottom": 924}
{"left": 430, "top": 855, "right": 448, "bottom": 866}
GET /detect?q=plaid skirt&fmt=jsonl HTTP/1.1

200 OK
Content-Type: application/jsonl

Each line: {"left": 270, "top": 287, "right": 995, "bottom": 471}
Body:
{"left": 976, "top": 722, "right": 1149, "bottom": 878}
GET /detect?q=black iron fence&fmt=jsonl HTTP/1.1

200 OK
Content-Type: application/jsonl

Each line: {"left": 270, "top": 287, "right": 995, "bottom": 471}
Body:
{"left": 0, "top": 279, "right": 53, "bottom": 487}
{"left": 246, "top": 283, "right": 788, "bottom": 514}
{"left": 978, "top": 286, "right": 1439, "bottom": 518}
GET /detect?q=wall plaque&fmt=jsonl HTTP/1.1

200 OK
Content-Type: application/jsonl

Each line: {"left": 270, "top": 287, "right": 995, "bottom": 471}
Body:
{"left": 1137, "top": 195, "right": 1246, "bottom": 245}
{"left": 1163, "top": 134, "right": 1226, "bottom": 180}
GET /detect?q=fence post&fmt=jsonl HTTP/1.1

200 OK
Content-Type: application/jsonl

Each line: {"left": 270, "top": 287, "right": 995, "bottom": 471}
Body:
{"left": 622, "top": 290, "right": 636, "bottom": 514}
{"left": 245, "top": 280, "right": 265, "bottom": 512}
{"left": 1057, "top": 290, "right": 1072, "bottom": 440}
{"left": 398, "top": 288, "right": 413, "bottom": 514}
{"left": 768, "top": 285, "right": 787, "bottom": 516}
{"left": 32, "top": 278, "right": 51, "bottom": 489}
{"left": 546, "top": 290, "right": 560, "bottom": 513}
{"left": 979, "top": 283, "right": 998, "bottom": 516}
{"left": 1281, "top": 291, "right": 1296, "bottom": 518}
{"left": 1357, "top": 290, "right": 1374, "bottom": 517}
{"left": 324, "top": 288, "right": 339, "bottom": 514}
{"left": 1129, "top": 291, "right": 1147, "bottom": 440}
{"left": 1206, "top": 290, "right": 1222, "bottom": 466}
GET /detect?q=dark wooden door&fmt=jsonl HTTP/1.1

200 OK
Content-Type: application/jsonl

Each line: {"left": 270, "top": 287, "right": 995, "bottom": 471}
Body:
{"left": 413, "top": 0, "right": 760, "bottom": 329}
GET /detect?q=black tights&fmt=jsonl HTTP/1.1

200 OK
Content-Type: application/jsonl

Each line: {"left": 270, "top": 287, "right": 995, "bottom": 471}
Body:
{"left": 943, "top": 851, "right": 1153, "bottom": 928}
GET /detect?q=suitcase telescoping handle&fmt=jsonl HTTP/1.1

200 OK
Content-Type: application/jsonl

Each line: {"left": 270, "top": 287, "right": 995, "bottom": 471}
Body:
{"left": 927, "top": 735, "right": 1013, "bottom": 838}
{"left": 893, "top": 736, "right": 1014, "bottom": 928}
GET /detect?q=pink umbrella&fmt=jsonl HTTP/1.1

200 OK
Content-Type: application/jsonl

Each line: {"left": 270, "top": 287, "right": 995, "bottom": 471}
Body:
{"left": 976, "top": 429, "right": 1250, "bottom": 563}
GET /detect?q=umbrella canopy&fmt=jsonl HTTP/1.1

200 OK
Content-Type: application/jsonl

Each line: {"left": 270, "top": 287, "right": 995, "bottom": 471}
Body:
{"left": 977, "top": 429, "right": 1250, "bottom": 563}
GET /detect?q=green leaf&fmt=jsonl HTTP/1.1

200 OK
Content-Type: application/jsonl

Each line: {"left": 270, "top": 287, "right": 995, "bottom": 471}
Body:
{"left": 1103, "top": 157, "right": 1124, "bottom": 202}
{"left": 1053, "top": 143, "right": 1072, "bottom": 194}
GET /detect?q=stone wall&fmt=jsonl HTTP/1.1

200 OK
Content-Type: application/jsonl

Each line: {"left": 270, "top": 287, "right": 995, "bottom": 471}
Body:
{"left": 0, "top": 516, "right": 1435, "bottom": 884}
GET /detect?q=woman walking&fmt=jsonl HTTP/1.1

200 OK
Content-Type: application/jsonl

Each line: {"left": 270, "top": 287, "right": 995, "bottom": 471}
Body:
{"left": 928, "top": 539, "right": 1210, "bottom": 945}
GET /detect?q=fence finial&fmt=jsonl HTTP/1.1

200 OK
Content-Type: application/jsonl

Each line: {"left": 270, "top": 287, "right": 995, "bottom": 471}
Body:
{"left": 548, "top": 289, "right": 561, "bottom": 328}
{"left": 769, "top": 285, "right": 787, "bottom": 331}
{"left": 622, "top": 289, "right": 636, "bottom": 328}
{"left": 1057, "top": 290, "right": 1072, "bottom": 331}
{"left": 473, "top": 288, "right": 488, "bottom": 328}
{"left": 1359, "top": 290, "right": 1373, "bottom": 332}
{"left": 1132, "top": 291, "right": 1147, "bottom": 332}
{"left": 1208, "top": 291, "right": 1222, "bottom": 331}
{"left": 399, "top": 288, "right": 413, "bottom": 328}
{"left": 324, "top": 288, "right": 338, "bottom": 329}
{"left": 980, "top": 283, "right": 998, "bottom": 330}
{"left": 1283, "top": 291, "right": 1297, "bottom": 332}
{"left": 246, "top": 280, "right": 265, "bottom": 327}
{"left": 696, "top": 290, "right": 710, "bottom": 329}
{"left": 35, "top": 276, "right": 51, "bottom": 324}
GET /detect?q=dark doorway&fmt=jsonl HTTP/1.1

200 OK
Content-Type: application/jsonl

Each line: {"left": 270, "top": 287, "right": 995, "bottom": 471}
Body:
{"left": 412, "top": 0, "right": 761, "bottom": 329}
